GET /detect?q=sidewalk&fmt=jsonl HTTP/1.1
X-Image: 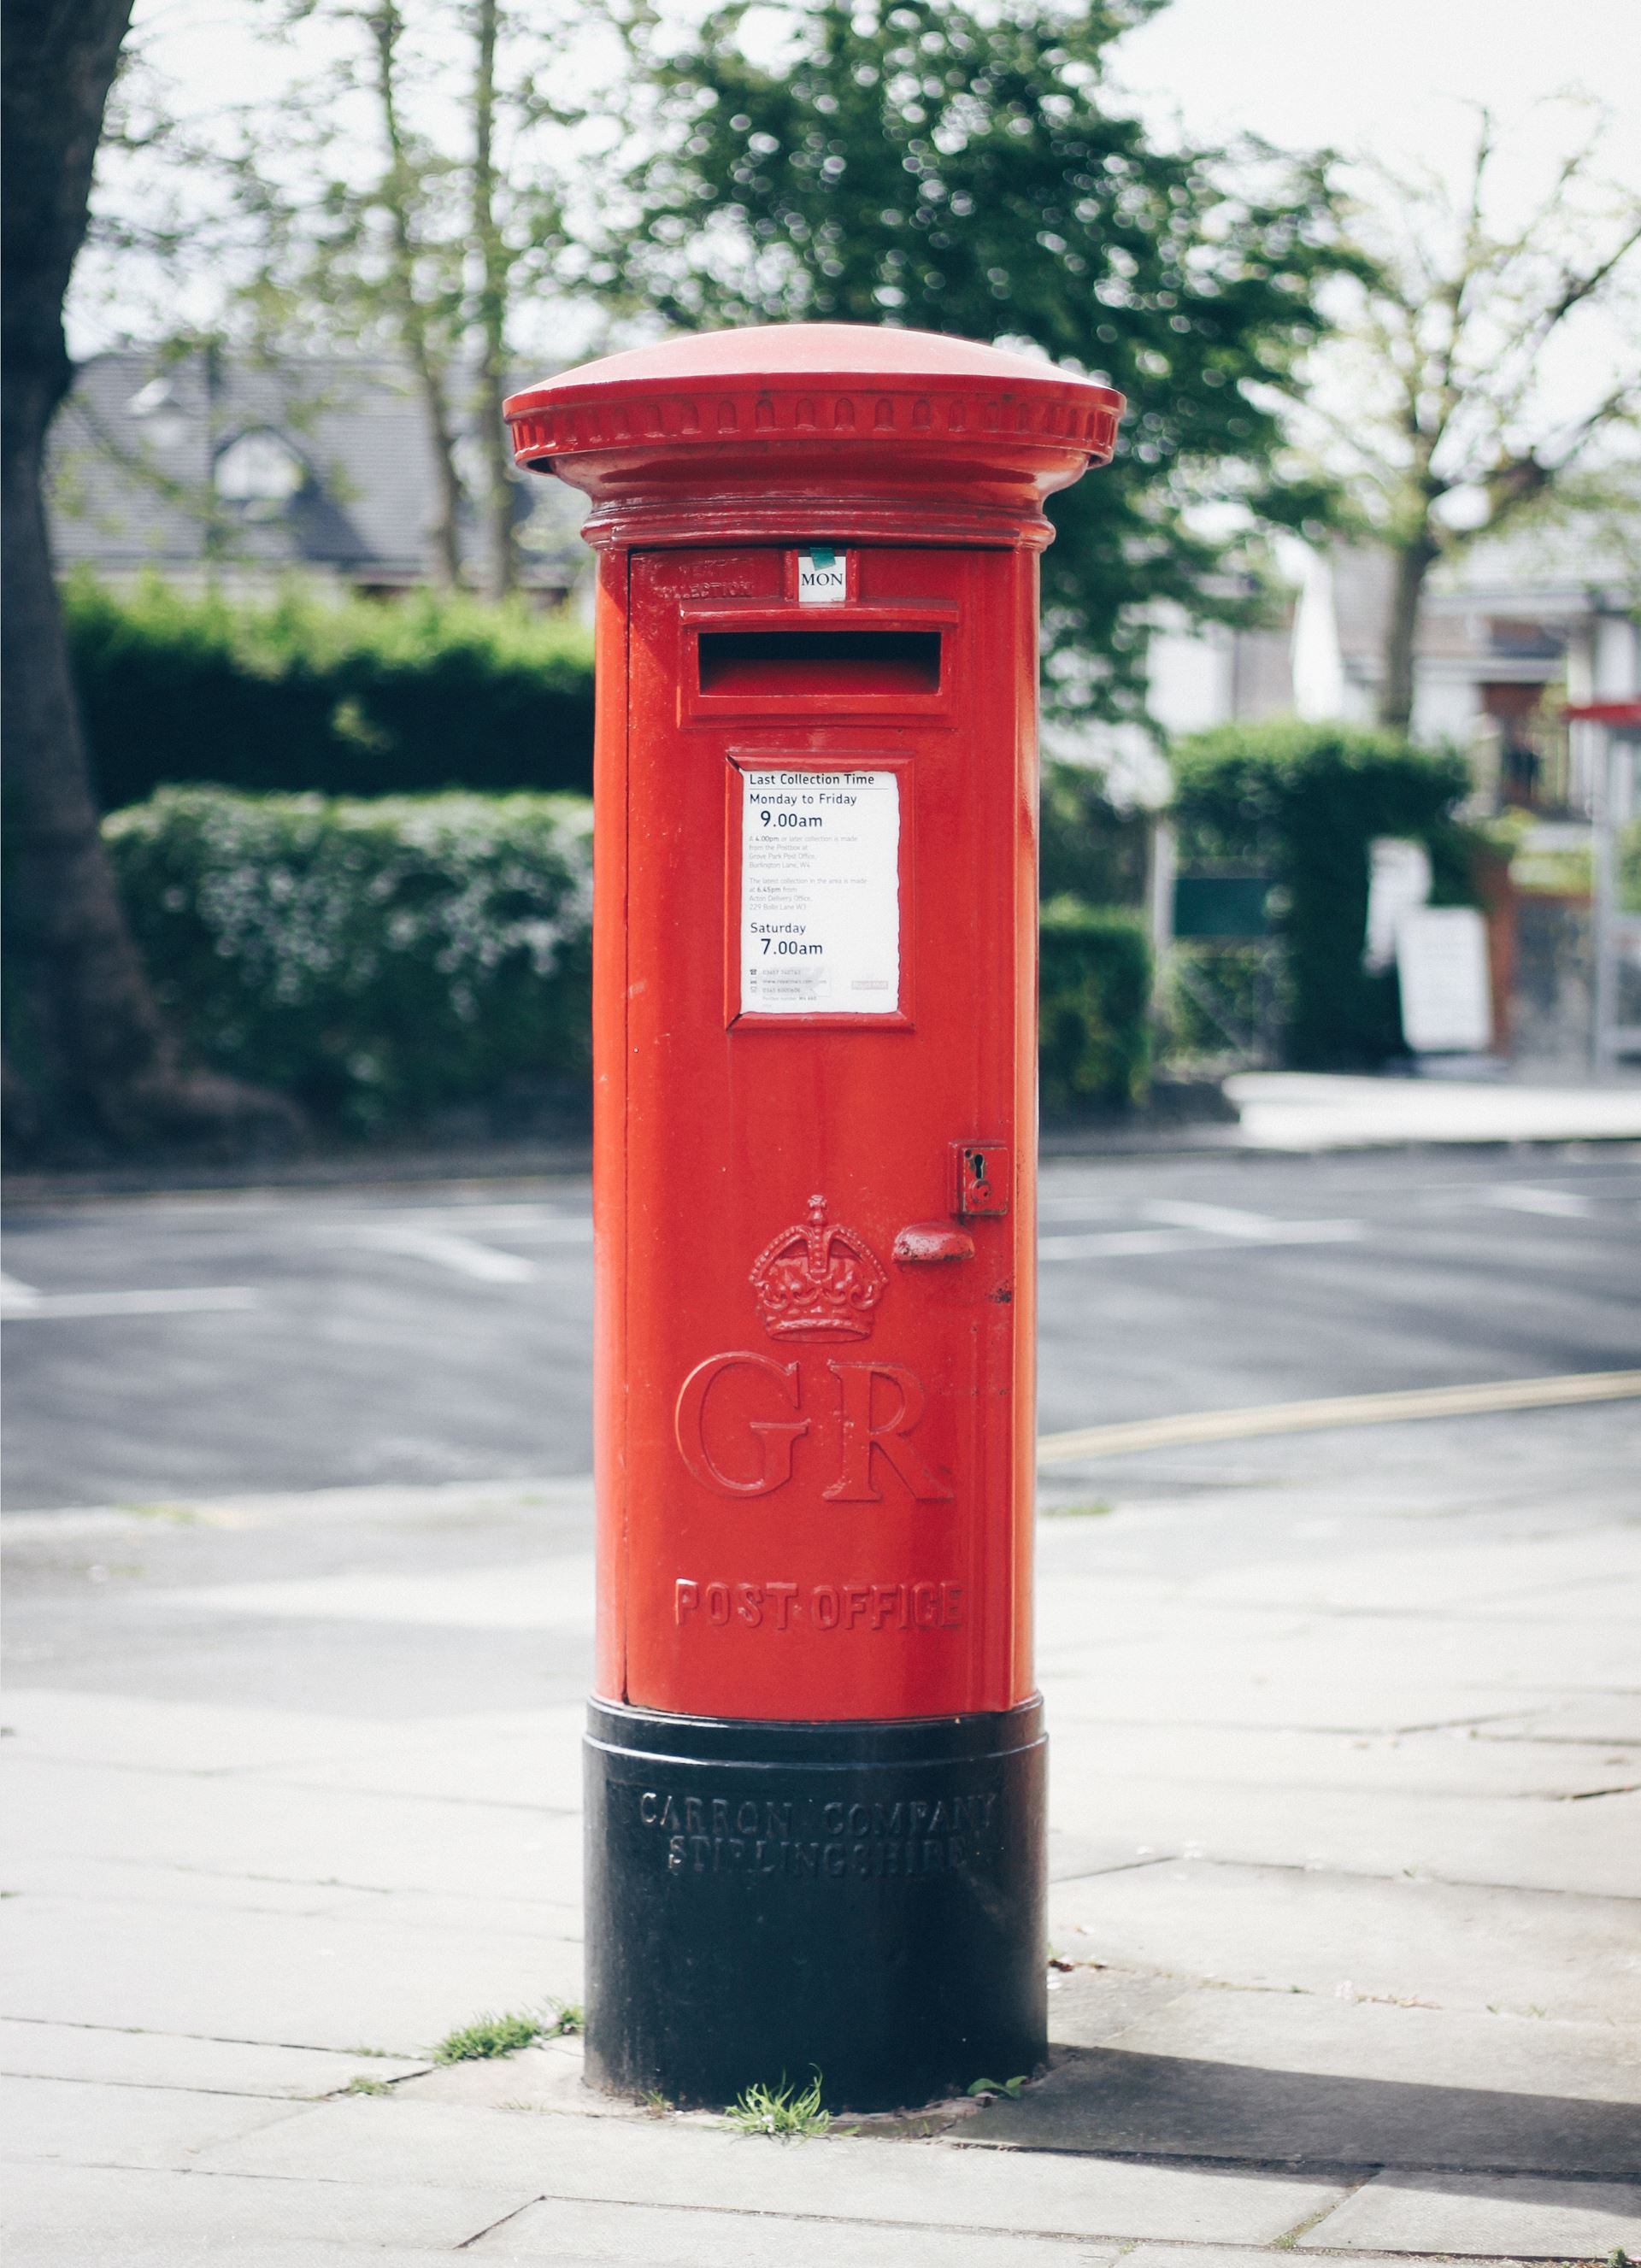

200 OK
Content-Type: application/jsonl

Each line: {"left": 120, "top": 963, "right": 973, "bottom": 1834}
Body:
{"left": 9, "top": 1072, "right": 1641, "bottom": 1209}
{"left": 4, "top": 1403, "right": 1640, "bottom": 2265}
{"left": 1222, "top": 1073, "right": 1641, "bottom": 1155}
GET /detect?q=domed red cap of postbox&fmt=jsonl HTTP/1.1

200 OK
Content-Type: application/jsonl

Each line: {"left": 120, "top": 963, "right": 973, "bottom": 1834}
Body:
{"left": 504, "top": 323, "right": 1124, "bottom": 549}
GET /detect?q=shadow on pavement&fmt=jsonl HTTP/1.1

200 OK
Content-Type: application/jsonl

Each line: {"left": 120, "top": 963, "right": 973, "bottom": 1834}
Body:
{"left": 967, "top": 2046, "right": 1641, "bottom": 2180}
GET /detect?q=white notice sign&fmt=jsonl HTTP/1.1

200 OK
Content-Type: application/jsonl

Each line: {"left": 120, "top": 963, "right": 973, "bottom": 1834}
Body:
{"left": 1397, "top": 906, "right": 1493, "bottom": 1054}
{"left": 797, "top": 549, "right": 848, "bottom": 604}
{"left": 741, "top": 769, "right": 900, "bottom": 1015}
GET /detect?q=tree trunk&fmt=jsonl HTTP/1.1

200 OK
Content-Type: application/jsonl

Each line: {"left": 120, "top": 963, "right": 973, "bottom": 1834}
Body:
{"left": 471, "top": 0, "right": 519, "bottom": 602}
{"left": 1, "top": 0, "right": 299, "bottom": 1155}
{"left": 1378, "top": 531, "right": 1437, "bottom": 735}
{"left": 372, "top": 0, "right": 466, "bottom": 590}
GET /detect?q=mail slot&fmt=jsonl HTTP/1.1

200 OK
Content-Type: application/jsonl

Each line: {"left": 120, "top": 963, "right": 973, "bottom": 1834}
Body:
{"left": 698, "top": 626, "right": 943, "bottom": 696}
{"left": 507, "top": 324, "right": 1123, "bottom": 2114}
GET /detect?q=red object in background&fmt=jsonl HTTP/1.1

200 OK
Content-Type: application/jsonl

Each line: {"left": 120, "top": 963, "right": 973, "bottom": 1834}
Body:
{"left": 506, "top": 326, "right": 1122, "bottom": 1726}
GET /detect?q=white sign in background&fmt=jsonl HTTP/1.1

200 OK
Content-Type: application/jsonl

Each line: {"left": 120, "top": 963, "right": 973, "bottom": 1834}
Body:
{"left": 740, "top": 769, "right": 900, "bottom": 1015}
{"left": 1397, "top": 906, "right": 1494, "bottom": 1053}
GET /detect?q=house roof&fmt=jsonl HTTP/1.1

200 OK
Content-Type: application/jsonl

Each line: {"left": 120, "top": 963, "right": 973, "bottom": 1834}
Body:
{"left": 1324, "top": 540, "right": 1634, "bottom": 685}
{"left": 48, "top": 350, "right": 588, "bottom": 589}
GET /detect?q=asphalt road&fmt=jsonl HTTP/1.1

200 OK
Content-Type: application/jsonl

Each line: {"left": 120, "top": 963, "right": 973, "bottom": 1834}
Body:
{"left": 3, "top": 1147, "right": 1638, "bottom": 1511}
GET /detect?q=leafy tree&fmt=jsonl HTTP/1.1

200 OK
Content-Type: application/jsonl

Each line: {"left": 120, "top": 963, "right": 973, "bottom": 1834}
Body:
{"left": 1300, "top": 106, "right": 1641, "bottom": 732}
{"left": 1, "top": 0, "right": 290, "bottom": 1153}
{"left": 81, "top": 0, "right": 597, "bottom": 597}
{"left": 616, "top": 0, "right": 1347, "bottom": 716}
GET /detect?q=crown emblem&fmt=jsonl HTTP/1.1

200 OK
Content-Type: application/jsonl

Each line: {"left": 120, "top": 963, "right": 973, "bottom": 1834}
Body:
{"left": 750, "top": 1196, "right": 886, "bottom": 1342}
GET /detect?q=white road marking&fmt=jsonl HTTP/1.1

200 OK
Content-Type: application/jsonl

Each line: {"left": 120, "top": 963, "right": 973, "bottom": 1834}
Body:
{"left": 1040, "top": 1227, "right": 1214, "bottom": 1260}
{"left": 0, "top": 1285, "right": 261, "bottom": 1321}
{"left": 385, "top": 1207, "right": 592, "bottom": 1242}
{"left": 1484, "top": 1185, "right": 1596, "bottom": 1219}
{"left": 1142, "top": 1198, "right": 1362, "bottom": 1241}
{"left": 360, "top": 1227, "right": 538, "bottom": 1282}
{"left": 1038, "top": 1368, "right": 1641, "bottom": 1463}
{"left": 1039, "top": 1213, "right": 1364, "bottom": 1260}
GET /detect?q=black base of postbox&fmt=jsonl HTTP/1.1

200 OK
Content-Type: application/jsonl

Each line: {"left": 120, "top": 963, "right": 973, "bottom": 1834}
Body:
{"left": 581, "top": 1697, "right": 1047, "bottom": 2113}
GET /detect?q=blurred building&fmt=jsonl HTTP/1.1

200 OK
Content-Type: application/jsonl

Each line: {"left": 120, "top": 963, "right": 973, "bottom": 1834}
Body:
{"left": 47, "top": 348, "right": 589, "bottom": 605}
{"left": 1056, "top": 532, "right": 1641, "bottom": 1074}
{"left": 1065, "top": 532, "right": 1638, "bottom": 825}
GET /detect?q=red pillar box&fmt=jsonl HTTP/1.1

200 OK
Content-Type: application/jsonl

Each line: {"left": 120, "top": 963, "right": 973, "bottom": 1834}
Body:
{"left": 507, "top": 326, "right": 1122, "bottom": 2111}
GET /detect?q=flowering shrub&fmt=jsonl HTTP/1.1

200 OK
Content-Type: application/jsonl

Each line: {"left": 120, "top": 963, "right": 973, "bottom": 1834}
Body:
{"left": 104, "top": 788, "right": 593, "bottom": 1131}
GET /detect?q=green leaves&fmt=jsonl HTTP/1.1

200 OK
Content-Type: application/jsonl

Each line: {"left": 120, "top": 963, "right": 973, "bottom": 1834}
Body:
{"left": 65, "top": 575, "right": 595, "bottom": 806}
{"left": 1170, "top": 720, "right": 1473, "bottom": 1068}
{"left": 726, "top": 2071, "right": 832, "bottom": 2136}
{"left": 616, "top": 0, "right": 1350, "bottom": 716}
{"left": 1039, "top": 899, "right": 1151, "bottom": 1116}
{"left": 103, "top": 784, "right": 593, "bottom": 1131}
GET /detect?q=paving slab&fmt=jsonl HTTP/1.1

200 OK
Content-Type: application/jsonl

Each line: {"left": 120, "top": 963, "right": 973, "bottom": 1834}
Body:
{"left": 1480, "top": 1695, "right": 1641, "bottom": 1744}
{"left": 1049, "top": 1860, "right": 1641, "bottom": 2022}
{"left": 473, "top": 2193, "right": 1127, "bottom": 2263}
{"left": 1041, "top": 1968, "right": 1197, "bottom": 2048}
{"left": 1298, "top": 2169, "right": 1641, "bottom": 2256}
{"left": 3, "top": 2160, "right": 524, "bottom": 2259}
{"left": 0, "top": 1894, "right": 584, "bottom": 2054}
{"left": 148, "top": 1556, "right": 597, "bottom": 1632}
{"left": 240, "top": 1711, "right": 587, "bottom": 1812}
{"left": 1124, "top": 2252, "right": 1525, "bottom": 2268}
{"left": 3, "top": 1687, "right": 589, "bottom": 1812}
{"left": 1062, "top": 1984, "right": 1641, "bottom": 2103}
{"left": 1186, "top": 1527, "right": 1641, "bottom": 1614}
{"left": 11, "top": 2247, "right": 456, "bottom": 2268}
{"left": 3, "top": 1854, "right": 581, "bottom": 1943}
{"left": 1044, "top": 1766, "right": 1641, "bottom": 1897}
{"left": 1043, "top": 1667, "right": 1539, "bottom": 1735}
{"left": 0, "top": 2017, "right": 428, "bottom": 2097}
{"left": 963, "top": 2043, "right": 1639, "bottom": 2175}
{"left": 0, "top": 2071, "right": 313, "bottom": 2168}
{"left": 1048, "top": 1613, "right": 1639, "bottom": 1701}
{"left": 5, "top": 1755, "right": 583, "bottom": 1902}
{"left": 200, "top": 2096, "right": 1348, "bottom": 2247}
{"left": 1051, "top": 1719, "right": 1641, "bottom": 1801}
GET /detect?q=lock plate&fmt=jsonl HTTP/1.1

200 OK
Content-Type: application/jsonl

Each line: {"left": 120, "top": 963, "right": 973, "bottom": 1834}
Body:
{"left": 950, "top": 1141, "right": 1010, "bottom": 1218}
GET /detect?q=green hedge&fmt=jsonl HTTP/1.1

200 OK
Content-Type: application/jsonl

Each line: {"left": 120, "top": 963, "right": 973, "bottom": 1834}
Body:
{"left": 104, "top": 788, "right": 593, "bottom": 1132}
{"left": 102, "top": 783, "right": 1152, "bottom": 1138}
{"left": 68, "top": 576, "right": 597, "bottom": 808}
{"left": 1170, "top": 721, "right": 1473, "bottom": 1068}
{"left": 1039, "top": 761, "right": 1150, "bottom": 908}
{"left": 1039, "top": 899, "right": 1152, "bottom": 1117}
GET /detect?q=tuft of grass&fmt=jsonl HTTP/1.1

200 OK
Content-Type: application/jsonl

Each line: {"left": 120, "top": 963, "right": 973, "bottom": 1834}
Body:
{"left": 432, "top": 2000, "right": 581, "bottom": 2063}
{"left": 967, "top": 2075, "right": 1026, "bottom": 2101}
{"left": 343, "top": 2045, "right": 392, "bottom": 2059}
{"left": 726, "top": 2071, "right": 831, "bottom": 2138}
{"left": 340, "top": 2075, "right": 395, "bottom": 2096}
{"left": 1041, "top": 1499, "right": 1114, "bottom": 1519}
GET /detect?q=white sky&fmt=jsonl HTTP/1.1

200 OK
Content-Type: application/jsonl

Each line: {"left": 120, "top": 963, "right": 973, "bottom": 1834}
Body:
{"left": 79, "top": 0, "right": 1641, "bottom": 358}
{"left": 1110, "top": 0, "right": 1641, "bottom": 193}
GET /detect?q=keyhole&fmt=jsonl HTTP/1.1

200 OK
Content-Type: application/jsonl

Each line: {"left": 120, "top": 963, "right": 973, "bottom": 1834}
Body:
{"left": 971, "top": 1153, "right": 986, "bottom": 1182}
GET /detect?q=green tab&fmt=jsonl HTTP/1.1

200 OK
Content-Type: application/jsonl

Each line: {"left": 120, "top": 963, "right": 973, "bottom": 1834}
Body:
{"left": 808, "top": 547, "right": 836, "bottom": 568}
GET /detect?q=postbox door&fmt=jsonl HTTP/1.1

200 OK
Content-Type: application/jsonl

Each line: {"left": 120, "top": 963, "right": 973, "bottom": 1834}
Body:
{"left": 611, "top": 542, "right": 1036, "bottom": 1722}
